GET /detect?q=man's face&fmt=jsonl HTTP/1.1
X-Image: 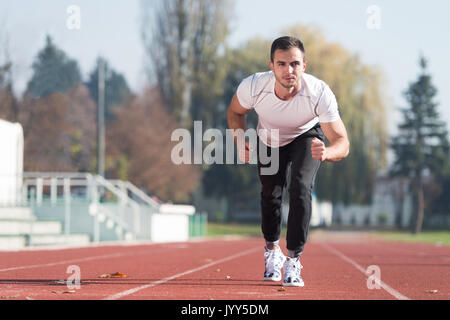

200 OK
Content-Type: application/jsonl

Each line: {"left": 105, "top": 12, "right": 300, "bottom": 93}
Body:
{"left": 270, "top": 47, "right": 306, "bottom": 89}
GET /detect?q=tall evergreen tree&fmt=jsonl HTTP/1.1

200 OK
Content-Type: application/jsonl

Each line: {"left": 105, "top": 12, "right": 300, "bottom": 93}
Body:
{"left": 27, "top": 35, "right": 81, "bottom": 98}
{"left": 390, "top": 55, "right": 450, "bottom": 234}
{"left": 201, "top": 38, "right": 271, "bottom": 221}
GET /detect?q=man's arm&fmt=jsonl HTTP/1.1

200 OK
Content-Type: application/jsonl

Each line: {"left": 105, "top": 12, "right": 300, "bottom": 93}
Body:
{"left": 227, "top": 93, "right": 253, "bottom": 163}
{"left": 227, "top": 93, "right": 250, "bottom": 131}
{"left": 311, "top": 119, "right": 350, "bottom": 162}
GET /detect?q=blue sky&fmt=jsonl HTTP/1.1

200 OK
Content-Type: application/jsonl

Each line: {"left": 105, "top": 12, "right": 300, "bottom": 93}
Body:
{"left": 1, "top": 0, "right": 449, "bottom": 133}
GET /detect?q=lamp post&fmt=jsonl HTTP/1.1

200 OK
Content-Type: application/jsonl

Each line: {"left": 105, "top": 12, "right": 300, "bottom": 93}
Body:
{"left": 97, "top": 57, "right": 105, "bottom": 177}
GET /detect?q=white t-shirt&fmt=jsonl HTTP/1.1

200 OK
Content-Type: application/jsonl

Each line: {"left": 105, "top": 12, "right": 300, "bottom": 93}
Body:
{"left": 236, "top": 71, "right": 340, "bottom": 147}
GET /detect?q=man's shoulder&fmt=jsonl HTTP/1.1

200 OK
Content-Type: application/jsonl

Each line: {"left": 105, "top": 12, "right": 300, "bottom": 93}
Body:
{"left": 302, "top": 73, "right": 326, "bottom": 89}
{"left": 301, "top": 73, "right": 330, "bottom": 98}
{"left": 251, "top": 71, "right": 274, "bottom": 81}
{"left": 241, "top": 71, "right": 274, "bottom": 96}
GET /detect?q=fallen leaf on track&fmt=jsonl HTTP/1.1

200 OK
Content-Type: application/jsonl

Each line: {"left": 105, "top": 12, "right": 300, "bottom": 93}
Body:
{"left": 0, "top": 294, "right": 20, "bottom": 299}
{"left": 226, "top": 275, "right": 231, "bottom": 279}
{"left": 278, "top": 287, "right": 286, "bottom": 292}
{"left": 99, "top": 272, "right": 127, "bottom": 278}
{"left": 426, "top": 290, "right": 438, "bottom": 294}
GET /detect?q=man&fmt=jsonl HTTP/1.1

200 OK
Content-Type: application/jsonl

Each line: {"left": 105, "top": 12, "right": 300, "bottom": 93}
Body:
{"left": 226, "top": 36, "right": 349, "bottom": 287}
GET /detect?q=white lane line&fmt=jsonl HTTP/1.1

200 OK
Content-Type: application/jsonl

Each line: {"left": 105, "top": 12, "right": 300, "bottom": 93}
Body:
{"left": 0, "top": 250, "right": 150, "bottom": 273}
{"left": 320, "top": 243, "right": 410, "bottom": 300}
{"left": 104, "top": 246, "right": 261, "bottom": 300}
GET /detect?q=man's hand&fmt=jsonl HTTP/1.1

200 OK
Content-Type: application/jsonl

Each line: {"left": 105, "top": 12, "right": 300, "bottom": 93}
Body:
{"left": 238, "top": 141, "right": 253, "bottom": 164}
{"left": 311, "top": 138, "right": 327, "bottom": 162}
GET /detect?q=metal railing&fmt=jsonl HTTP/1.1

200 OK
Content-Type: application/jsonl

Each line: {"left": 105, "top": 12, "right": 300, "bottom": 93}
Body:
{"left": 1, "top": 172, "right": 205, "bottom": 246}
{"left": 19, "top": 172, "right": 157, "bottom": 242}
{"left": 108, "top": 179, "right": 160, "bottom": 210}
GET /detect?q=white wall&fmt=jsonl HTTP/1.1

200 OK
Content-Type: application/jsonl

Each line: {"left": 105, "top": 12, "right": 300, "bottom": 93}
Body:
{"left": 0, "top": 119, "right": 24, "bottom": 206}
{"left": 150, "top": 213, "right": 189, "bottom": 243}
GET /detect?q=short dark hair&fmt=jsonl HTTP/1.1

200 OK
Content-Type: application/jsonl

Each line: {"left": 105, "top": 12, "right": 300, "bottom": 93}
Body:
{"left": 270, "top": 36, "right": 305, "bottom": 62}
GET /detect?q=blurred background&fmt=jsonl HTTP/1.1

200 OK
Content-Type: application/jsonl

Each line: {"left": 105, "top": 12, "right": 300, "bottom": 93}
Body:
{"left": 0, "top": 0, "right": 449, "bottom": 249}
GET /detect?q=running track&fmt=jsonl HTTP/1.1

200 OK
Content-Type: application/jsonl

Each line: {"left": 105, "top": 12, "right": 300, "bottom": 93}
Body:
{"left": 0, "top": 231, "right": 449, "bottom": 300}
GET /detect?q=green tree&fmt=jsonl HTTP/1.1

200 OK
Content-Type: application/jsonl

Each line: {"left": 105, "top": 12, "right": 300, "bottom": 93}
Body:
{"left": 390, "top": 55, "right": 450, "bottom": 234}
{"left": 432, "top": 171, "right": 450, "bottom": 216}
{"left": 201, "top": 38, "right": 272, "bottom": 221}
{"left": 27, "top": 35, "right": 81, "bottom": 98}
{"left": 86, "top": 57, "right": 132, "bottom": 120}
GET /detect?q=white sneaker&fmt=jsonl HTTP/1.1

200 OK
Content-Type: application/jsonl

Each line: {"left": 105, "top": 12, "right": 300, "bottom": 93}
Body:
{"left": 263, "top": 247, "right": 286, "bottom": 281}
{"left": 282, "top": 257, "right": 304, "bottom": 287}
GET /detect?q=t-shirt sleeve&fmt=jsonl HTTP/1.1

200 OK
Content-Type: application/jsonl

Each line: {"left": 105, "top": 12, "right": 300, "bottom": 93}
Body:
{"left": 316, "top": 84, "right": 341, "bottom": 123}
{"left": 236, "top": 75, "right": 255, "bottom": 110}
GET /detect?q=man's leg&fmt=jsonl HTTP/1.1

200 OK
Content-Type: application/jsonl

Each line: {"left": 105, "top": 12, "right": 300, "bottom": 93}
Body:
{"left": 286, "top": 125, "right": 324, "bottom": 258}
{"left": 257, "top": 138, "right": 290, "bottom": 245}
{"left": 257, "top": 138, "right": 290, "bottom": 281}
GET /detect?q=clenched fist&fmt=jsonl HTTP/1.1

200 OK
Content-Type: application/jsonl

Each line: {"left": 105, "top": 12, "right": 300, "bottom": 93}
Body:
{"left": 237, "top": 141, "right": 254, "bottom": 164}
{"left": 311, "top": 138, "right": 327, "bottom": 162}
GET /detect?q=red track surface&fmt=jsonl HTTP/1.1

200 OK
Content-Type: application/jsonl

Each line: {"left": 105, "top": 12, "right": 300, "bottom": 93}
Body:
{"left": 0, "top": 231, "right": 449, "bottom": 300}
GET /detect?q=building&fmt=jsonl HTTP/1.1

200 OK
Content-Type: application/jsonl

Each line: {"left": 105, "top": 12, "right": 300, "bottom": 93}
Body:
{"left": 333, "top": 176, "right": 413, "bottom": 228}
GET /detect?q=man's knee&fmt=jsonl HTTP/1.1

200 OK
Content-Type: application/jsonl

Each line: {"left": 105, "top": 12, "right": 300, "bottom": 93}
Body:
{"left": 289, "top": 178, "right": 312, "bottom": 198}
{"left": 262, "top": 184, "right": 283, "bottom": 198}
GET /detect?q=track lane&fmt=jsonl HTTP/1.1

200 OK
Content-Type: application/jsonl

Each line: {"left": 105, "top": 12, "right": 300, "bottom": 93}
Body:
{"left": 316, "top": 240, "right": 450, "bottom": 300}
{"left": 0, "top": 232, "right": 448, "bottom": 300}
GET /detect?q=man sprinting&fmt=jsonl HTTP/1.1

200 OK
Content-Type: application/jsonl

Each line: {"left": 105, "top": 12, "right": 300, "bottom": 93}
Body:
{"left": 226, "top": 36, "right": 350, "bottom": 287}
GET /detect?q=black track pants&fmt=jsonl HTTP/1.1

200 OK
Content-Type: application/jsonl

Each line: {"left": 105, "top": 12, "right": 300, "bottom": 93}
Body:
{"left": 257, "top": 123, "right": 324, "bottom": 256}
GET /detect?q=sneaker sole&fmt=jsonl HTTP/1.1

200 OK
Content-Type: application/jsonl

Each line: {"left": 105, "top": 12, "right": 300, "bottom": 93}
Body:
{"left": 263, "top": 276, "right": 282, "bottom": 282}
{"left": 282, "top": 281, "right": 304, "bottom": 287}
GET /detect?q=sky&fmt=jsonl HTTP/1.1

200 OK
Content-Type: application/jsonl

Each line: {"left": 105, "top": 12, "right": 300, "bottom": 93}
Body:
{"left": 1, "top": 0, "right": 449, "bottom": 135}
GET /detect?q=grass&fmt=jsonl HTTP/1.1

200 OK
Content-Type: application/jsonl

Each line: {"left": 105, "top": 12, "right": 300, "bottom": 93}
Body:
{"left": 207, "top": 222, "right": 450, "bottom": 246}
{"left": 206, "top": 222, "right": 263, "bottom": 237}
{"left": 207, "top": 222, "right": 290, "bottom": 237}
{"left": 374, "top": 230, "right": 450, "bottom": 246}
{"left": 207, "top": 221, "right": 310, "bottom": 238}
{"left": 206, "top": 222, "right": 450, "bottom": 246}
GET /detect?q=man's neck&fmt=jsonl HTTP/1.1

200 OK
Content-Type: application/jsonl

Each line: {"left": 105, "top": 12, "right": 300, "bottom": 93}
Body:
{"left": 274, "top": 79, "right": 302, "bottom": 101}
